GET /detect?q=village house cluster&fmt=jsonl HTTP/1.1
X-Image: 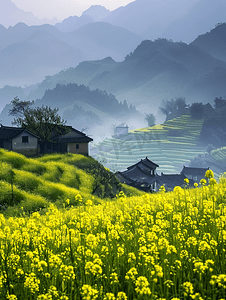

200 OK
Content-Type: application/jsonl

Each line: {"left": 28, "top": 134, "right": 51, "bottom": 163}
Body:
{"left": 0, "top": 124, "right": 209, "bottom": 192}
{"left": 116, "top": 157, "right": 209, "bottom": 192}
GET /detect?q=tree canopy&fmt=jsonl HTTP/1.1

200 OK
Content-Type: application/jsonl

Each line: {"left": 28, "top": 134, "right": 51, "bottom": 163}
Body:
{"left": 159, "top": 98, "right": 188, "bottom": 121}
{"left": 9, "top": 97, "right": 67, "bottom": 144}
{"left": 145, "top": 113, "right": 156, "bottom": 127}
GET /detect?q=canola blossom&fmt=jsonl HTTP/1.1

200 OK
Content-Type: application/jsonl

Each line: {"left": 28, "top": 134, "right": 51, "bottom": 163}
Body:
{"left": 0, "top": 173, "right": 226, "bottom": 299}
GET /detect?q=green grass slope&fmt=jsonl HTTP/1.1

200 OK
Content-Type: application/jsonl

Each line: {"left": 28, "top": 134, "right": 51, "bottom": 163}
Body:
{"left": 0, "top": 149, "right": 143, "bottom": 217}
{"left": 91, "top": 115, "right": 207, "bottom": 173}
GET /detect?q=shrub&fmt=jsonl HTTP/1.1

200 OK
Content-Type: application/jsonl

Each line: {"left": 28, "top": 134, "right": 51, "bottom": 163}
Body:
{"left": 0, "top": 162, "right": 14, "bottom": 181}
{"left": 14, "top": 170, "right": 41, "bottom": 192}
{"left": 22, "top": 161, "right": 47, "bottom": 175}
{"left": 41, "top": 162, "right": 64, "bottom": 182}
{"left": 36, "top": 182, "right": 66, "bottom": 202}
{"left": 0, "top": 181, "right": 24, "bottom": 208}
{"left": 59, "top": 165, "right": 81, "bottom": 189}
{"left": 19, "top": 193, "right": 48, "bottom": 214}
{"left": 0, "top": 150, "right": 27, "bottom": 168}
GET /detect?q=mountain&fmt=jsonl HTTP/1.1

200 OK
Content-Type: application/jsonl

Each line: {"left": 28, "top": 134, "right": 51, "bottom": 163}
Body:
{"left": 103, "top": 0, "right": 199, "bottom": 40}
{"left": 0, "top": 23, "right": 84, "bottom": 86}
{"left": 163, "top": 0, "right": 226, "bottom": 42}
{"left": 56, "top": 0, "right": 198, "bottom": 40}
{"left": 24, "top": 39, "right": 226, "bottom": 115}
{"left": 82, "top": 5, "right": 111, "bottom": 21}
{"left": 0, "top": 22, "right": 142, "bottom": 87}
{"left": 55, "top": 15, "right": 93, "bottom": 33}
{"left": 102, "top": 0, "right": 226, "bottom": 43}
{"left": 0, "top": 0, "right": 57, "bottom": 28}
{"left": 55, "top": 5, "right": 111, "bottom": 32}
{"left": 0, "top": 82, "right": 144, "bottom": 141}
{"left": 191, "top": 23, "right": 226, "bottom": 62}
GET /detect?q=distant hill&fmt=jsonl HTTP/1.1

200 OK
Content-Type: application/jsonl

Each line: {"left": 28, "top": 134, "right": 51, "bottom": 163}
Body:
{"left": 0, "top": 0, "right": 56, "bottom": 28}
{"left": 0, "top": 22, "right": 142, "bottom": 87}
{"left": 191, "top": 23, "right": 226, "bottom": 62}
{"left": 0, "top": 83, "right": 144, "bottom": 142}
{"left": 55, "top": 5, "right": 110, "bottom": 32}
{"left": 103, "top": 0, "right": 198, "bottom": 40}
{"left": 163, "top": 0, "right": 226, "bottom": 42}
{"left": 102, "top": 0, "right": 226, "bottom": 43}
{"left": 23, "top": 38, "right": 226, "bottom": 115}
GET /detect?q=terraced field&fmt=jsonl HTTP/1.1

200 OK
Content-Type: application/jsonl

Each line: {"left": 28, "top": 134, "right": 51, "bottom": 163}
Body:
{"left": 211, "top": 146, "right": 226, "bottom": 162}
{"left": 91, "top": 115, "right": 207, "bottom": 173}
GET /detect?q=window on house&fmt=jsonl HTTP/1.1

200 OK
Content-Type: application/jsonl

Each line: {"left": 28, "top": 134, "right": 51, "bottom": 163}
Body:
{"left": 193, "top": 176, "right": 198, "bottom": 181}
{"left": 22, "top": 136, "right": 28, "bottom": 143}
{"left": 76, "top": 144, "right": 79, "bottom": 149}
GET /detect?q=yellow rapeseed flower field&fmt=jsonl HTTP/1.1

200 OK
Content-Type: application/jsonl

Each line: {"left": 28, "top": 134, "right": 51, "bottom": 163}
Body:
{"left": 0, "top": 171, "right": 226, "bottom": 299}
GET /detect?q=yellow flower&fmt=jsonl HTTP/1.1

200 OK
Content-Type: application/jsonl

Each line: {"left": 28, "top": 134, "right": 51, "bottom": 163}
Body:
{"left": 7, "top": 295, "right": 17, "bottom": 300}
{"left": 135, "top": 276, "right": 151, "bottom": 296}
{"left": 110, "top": 272, "right": 119, "bottom": 284}
{"left": 125, "top": 267, "right": 138, "bottom": 282}
{"left": 205, "top": 170, "right": 214, "bottom": 178}
{"left": 81, "top": 285, "right": 99, "bottom": 300}
{"left": 182, "top": 281, "right": 194, "bottom": 296}
{"left": 116, "top": 292, "right": 127, "bottom": 300}
{"left": 184, "top": 178, "right": 189, "bottom": 185}
{"left": 104, "top": 293, "right": 116, "bottom": 300}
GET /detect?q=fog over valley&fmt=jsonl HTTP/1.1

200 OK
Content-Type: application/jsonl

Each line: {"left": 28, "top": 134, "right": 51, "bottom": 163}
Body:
{"left": 0, "top": 0, "right": 226, "bottom": 170}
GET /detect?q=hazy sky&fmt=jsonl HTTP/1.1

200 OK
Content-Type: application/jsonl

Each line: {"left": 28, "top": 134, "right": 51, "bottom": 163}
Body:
{"left": 12, "top": 0, "right": 133, "bottom": 20}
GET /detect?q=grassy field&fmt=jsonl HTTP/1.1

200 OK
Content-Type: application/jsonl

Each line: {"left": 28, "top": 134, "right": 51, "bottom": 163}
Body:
{"left": 0, "top": 166, "right": 225, "bottom": 299}
{"left": 0, "top": 149, "right": 143, "bottom": 217}
{"left": 91, "top": 115, "right": 207, "bottom": 173}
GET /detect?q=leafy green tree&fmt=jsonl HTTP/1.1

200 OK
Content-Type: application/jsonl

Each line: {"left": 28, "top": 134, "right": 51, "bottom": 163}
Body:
{"left": 160, "top": 98, "right": 187, "bottom": 121}
{"left": 145, "top": 113, "right": 156, "bottom": 127}
{"left": 214, "top": 97, "right": 226, "bottom": 109}
{"left": 189, "top": 102, "right": 204, "bottom": 119}
{"left": 9, "top": 97, "right": 67, "bottom": 153}
{"left": 159, "top": 99, "right": 175, "bottom": 119}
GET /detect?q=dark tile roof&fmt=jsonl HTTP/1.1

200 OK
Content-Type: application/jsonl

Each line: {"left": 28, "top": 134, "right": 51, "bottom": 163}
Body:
{"left": 158, "top": 173, "right": 195, "bottom": 190}
{"left": 0, "top": 125, "right": 39, "bottom": 140}
{"left": 181, "top": 166, "right": 209, "bottom": 175}
{"left": 116, "top": 171, "right": 157, "bottom": 192}
{"left": 52, "top": 126, "right": 93, "bottom": 143}
{"left": 127, "top": 157, "right": 159, "bottom": 171}
{"left": 118, "top": 165, "right": 158, "bottom": 185}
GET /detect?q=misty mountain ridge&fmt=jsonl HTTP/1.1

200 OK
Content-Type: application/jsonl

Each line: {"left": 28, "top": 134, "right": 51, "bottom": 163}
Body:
{"left": 20, "top": 33, "right": 226, "bottom": 116}
{"left": 2, "top": 0, "right": 226, "bottom": 45}
{"left": 163, "top": 0, "right": 226, "bottom": 42}
{"left": 0, "top": 0, "right": 57, "bottom": 28}
{"left": 0, "top": 83, "right": 144, "bottom": 142}
{"left": 82, "top": 5, "right": 111, "bottom": 22}
{"left": 191, "top": 23, "right": 226, "bottom": 62}
{"left": 55, "top": 0, "right": 226, "bottom": 43}
{"left": 0, "top": 21, "right": 142, "bottom": 87}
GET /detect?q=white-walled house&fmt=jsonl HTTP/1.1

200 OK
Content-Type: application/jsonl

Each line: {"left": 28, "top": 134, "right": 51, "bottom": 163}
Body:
{"left": 0, "top": 125, "right": 93, "bottom": 156}
{"left": 0, "top": 125, "right": 39, "bottom": 155}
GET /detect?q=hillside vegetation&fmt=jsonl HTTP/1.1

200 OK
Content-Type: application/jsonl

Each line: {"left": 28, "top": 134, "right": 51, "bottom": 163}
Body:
{"left": 0, "top": 149, "right": 143, "bottom": 216}
{"left": 92, "top": 115, "right": 207, "bottom": 173}
{"left": 0, "top": 169, "right": 226, "bottom": 299}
